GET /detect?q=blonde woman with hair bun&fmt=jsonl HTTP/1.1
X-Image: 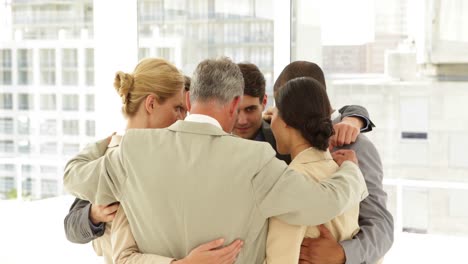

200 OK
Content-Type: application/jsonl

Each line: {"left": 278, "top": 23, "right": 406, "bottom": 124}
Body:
{"left": 65, "top": 58, "right": 238, "bottom": 264}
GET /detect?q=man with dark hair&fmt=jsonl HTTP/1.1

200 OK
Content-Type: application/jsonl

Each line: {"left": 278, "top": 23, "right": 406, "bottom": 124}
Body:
{"left": 275, "top": 61, "right": 394, "bottom": 264}
{"left": 234, "top": 62, "right": 374, "bottom": 164}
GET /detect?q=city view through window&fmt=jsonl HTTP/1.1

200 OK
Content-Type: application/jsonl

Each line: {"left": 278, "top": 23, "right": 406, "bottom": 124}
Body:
{"left": 0, "top": 0, "right": 467, "bottom": 263}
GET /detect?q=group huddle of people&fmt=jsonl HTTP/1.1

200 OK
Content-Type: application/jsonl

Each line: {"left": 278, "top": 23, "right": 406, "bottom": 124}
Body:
{"left": 63, "top": 57, "right": 394, "bottom": 264}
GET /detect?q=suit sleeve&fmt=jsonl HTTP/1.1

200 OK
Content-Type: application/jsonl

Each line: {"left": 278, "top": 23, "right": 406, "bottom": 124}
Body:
{"left": 338, "top": 105, "right": 375, "bottom": 132}
{"left": 63, "top": 137, "right": 128, "bottom": 205}
{"left": 64, "top": 198, "right": 105, "bottom": 244}
{"left": 339, "top": 136, "right": 394, "bottom": 264}
{"left": 252, "top": 148, "right": 368, "bottom": 226}
{"left": 112, "top": 208, "right": 175, "bottom": 264}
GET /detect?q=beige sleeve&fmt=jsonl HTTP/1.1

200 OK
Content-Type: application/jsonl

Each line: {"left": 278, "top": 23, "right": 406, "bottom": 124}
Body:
{"left": 265, "top": 217, "right": 307, "bottom": 264}
{"left": 111, "top": 208, "right": 175, "bottom": 264}
{"left": 253, "top": 160, "right": 368, "bottom": 226}
{"left": 63, "top": 138, "right": 127, "bottom": 205}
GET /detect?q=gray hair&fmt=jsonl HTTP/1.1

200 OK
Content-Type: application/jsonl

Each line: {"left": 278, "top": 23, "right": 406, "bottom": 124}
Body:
{"left": 190, "top": 57, "right": 244, "bottom": 104}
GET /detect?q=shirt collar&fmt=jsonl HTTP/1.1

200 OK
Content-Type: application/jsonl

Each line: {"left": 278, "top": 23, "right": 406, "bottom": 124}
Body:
{"left": 185, "top": 114, "right": 222, "bottom": 129}
{"left": 291, "top": 147, "right": 334, "bottom": 165}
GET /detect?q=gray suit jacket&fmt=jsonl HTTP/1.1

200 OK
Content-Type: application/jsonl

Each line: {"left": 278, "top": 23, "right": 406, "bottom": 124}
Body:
{"left": 64, "top": 198, "right": 105, "bottom": 244}
{"left": 63, "top": 120, "right": 368, "bottom": 263}
{"left": 332, "top": 116, "right": 394, "bottom": 264}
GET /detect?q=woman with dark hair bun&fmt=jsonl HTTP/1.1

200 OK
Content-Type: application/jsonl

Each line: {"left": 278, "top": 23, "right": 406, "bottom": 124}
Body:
{"left": 266, "top": 77, "right": 360, "bottom": 264}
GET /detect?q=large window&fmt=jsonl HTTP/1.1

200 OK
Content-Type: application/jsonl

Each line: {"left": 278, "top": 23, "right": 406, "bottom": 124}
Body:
{"left": 137, "top": 0, "right": 277, "bottom": 94}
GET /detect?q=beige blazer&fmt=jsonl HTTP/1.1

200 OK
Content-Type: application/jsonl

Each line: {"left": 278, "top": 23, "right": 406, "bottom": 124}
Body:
{"left": 91, "top": 135, "right": 175, "bottom": 264}
{"left": 91, "top": 135, "right": 121, "bottom": 264}
{"left": 266, "top": 148, "right": 360, "bottom": 264}
{"left": 64, "top": 120, "right": 368, "bottom": 263}
{"left": 111, "top": 207, "right": 175, "bottom": 264}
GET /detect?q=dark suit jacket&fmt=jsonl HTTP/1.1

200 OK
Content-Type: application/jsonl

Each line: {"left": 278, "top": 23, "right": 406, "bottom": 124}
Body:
{"left": 260, "top": 121, "right": 292, "bottom": 164}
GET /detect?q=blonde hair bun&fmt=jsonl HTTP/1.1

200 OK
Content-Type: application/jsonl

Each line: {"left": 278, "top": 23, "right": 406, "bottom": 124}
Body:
{"left": 114, "top": 71, "right": 134, "bottom": 104}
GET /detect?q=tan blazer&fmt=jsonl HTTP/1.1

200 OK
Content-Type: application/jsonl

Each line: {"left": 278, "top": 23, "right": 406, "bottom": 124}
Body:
{"left": 91, "top": 136, "right": 176, "bottom": 264}
{"left": 91, "top": 136, "right": 121, "bottom": 264}
{"left": 111, "top": 207, "right": 175, "bottom": 264}
{"left": 64, "top": 120, "right": 368, "bottom": 263}
{"left": 266, "top": 148, "right": 360, "bottom": 264}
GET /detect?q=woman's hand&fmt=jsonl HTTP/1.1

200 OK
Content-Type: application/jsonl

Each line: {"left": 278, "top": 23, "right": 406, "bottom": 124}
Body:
{"left": 173, "top": 238, "right": 243, "bottom": 264}
{"left": 331, "top": 149, "right": 358, "bottom": 166}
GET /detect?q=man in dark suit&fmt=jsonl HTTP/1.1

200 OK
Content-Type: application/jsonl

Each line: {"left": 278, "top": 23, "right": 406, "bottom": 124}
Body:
{"left": 234, "top": 62, "right": 374, "bottom": 165}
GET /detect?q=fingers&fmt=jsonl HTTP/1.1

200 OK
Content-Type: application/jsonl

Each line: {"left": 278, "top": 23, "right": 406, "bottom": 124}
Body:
{"left": 333, "top": 149, "right": 358, "bottom": 165}
{"left": 107, "top": 132, "right": 117, "bottom": 145}
{"left": 218, "top": 240, "right": 243, "bottom": 264}
{"left": 337, "top": 125, "right": 346, "bottom": 146}
{"left": 334, "top": 123, "right": 359, "bottom": 146}
{"left": 317, "top": 224, "right": 333, "bottom": 239}
{"left": 103, "top": 203, "right": 120, "bottom": 214}
{"left": 102, "top": 210, "right": 118, "bottom": 222}
{"left": 193, "top": 238, "right": 225, "bottom": 252}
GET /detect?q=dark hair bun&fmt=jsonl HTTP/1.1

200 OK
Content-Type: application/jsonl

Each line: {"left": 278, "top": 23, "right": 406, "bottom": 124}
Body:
{"left": 303, "top": 117, "right": 334, "bottom": 151}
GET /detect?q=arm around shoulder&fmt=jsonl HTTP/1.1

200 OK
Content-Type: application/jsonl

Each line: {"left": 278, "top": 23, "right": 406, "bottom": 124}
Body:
{"left": 339, "top": 105, "right": 375, "bottom": 132}
{"left": 252, "top": 156, "right": 368, "bottom": 226}
{"left": 63, "top": 137, "right": 127, "bottom": 205}
{"left": 112, "top": 207, "right": 175, "bottom": 264}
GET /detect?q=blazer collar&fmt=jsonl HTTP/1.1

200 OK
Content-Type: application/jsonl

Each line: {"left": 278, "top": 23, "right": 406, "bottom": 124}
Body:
{"left": 168, "top": 120, "right": 231, "bottom": 136}
{"left": 291, "top": 147, "right": 334, "bottom": 165}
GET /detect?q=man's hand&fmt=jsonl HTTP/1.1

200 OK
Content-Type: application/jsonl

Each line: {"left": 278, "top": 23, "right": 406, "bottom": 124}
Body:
{"left": 331, "top": 149, "right": 358, "bottom": 166}
{"left": 299, "top": 225, "right": 346, "bottom": 264}
{"left": 330, "top": 117, "right": 362, "bottom": 148}
{"left": 173, "top": 238, "right": 243, "bottom": 264}
{"left": 89, "top": 203, "right": 120, "bottom": 225}
{"left": 262, "top": 106, "right": 274, "bottom": 122}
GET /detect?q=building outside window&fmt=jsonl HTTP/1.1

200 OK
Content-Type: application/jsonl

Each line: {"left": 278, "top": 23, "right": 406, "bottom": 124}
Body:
{"left": 0, "top": 118, "right": 14, "bottom": 134}
{"left": 40, "top": 94, "right": 56, "bottom": 111}
{"left": 62, "top": 94, "right": 79, "bottom": 111}
{"left": 17, "top": 49, "right": 33, "bottom": 85}
{"left": 40, "top": 49, "right": 56, "bottom": 85}
{"left": 18, "top": 93, "right": 34, "bottom": 110}
{"left": 85, "top": 94, "right": 94, "bottom": 112}
{"left": 62, "top": 49, "right": 78, "bottom": 85}
{"left": 0, "top": 93, "right": 13, "bottom": 109}
{"left": 17, "top": 116, "right": 31, "bottom": 135}
{"left": 0, "top": 49, "right": 12, "bottom": 85}
{"left": 0, "top": 140, "right": 15, "bottom": 153}
{"left": 39, "top": 119, "right": 56, "bottom": 136}
{"left": 85, "top": 120, "right": 95, "bottom": 137}
{"left": 62, "top": 120, "right": 79, "bottom": 136}
{"left": 85, "top": 48, "right": 94, "bottom": 86}
{"left": 39, "top": 142, "right": 57, "bottom": 155}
